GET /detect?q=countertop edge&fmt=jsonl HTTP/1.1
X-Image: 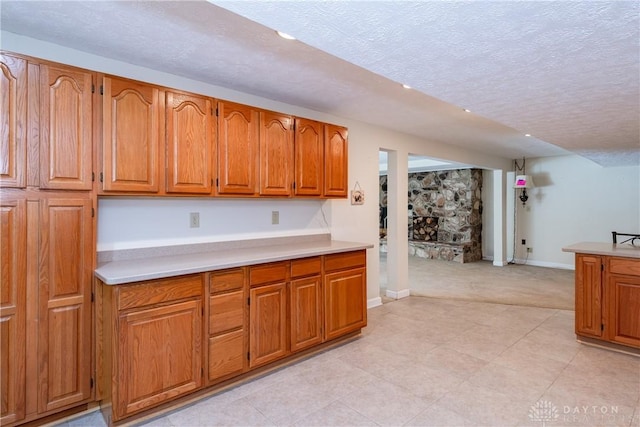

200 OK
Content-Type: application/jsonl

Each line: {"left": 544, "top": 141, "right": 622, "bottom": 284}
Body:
{"left": 96, "top": 240, "right": 374, "bottom": 285}
{"left": 562, "top": 242, "right": 640, "bottom": 259}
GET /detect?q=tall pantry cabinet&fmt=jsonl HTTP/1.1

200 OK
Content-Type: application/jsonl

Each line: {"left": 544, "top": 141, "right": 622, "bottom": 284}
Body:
{"left": 0, "top": 53, "right": 95, "bottom": 426}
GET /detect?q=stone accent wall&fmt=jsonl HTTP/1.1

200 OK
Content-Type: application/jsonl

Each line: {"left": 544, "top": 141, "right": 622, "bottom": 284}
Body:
{"left": 379, "top": 168, "right": 483, "bottom": 263}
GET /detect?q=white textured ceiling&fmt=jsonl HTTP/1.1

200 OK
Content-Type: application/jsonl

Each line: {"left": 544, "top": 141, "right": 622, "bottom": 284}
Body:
{"left": 1, "top": 1, "right": 638, "bottom": 167}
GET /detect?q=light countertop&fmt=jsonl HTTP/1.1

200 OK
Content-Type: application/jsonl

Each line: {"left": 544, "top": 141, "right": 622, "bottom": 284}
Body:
{"left": 96, "top": 239, "right": 373, "bottom": 285}
{"left": 562, "top": 242, "right": 640, "bottom": 259}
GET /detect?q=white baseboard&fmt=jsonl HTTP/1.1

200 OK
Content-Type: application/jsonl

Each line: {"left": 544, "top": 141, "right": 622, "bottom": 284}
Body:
{"left": 367, "top": 297, "right": 382, "bottom": 309}
{"left": 513, "top": 258, "right": 574, "bottom": 270}
{"left": 386, "top": 289, "right": 410, "bottom": 300}
{"left": 486, "top": 255, "right": 574, "bottom": 270}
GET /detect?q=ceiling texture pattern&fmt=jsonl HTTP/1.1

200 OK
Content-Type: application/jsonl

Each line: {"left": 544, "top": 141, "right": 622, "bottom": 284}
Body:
{"left": 2, "top": 1, "right": 638, "bottom": 167}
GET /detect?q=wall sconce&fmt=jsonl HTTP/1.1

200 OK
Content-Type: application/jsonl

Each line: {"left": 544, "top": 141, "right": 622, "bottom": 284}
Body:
{"left": 514, "top": 174, "right": 534, "bottom": 205}
{"left": 514, "top": 158, "right": 534, "bottom": 206}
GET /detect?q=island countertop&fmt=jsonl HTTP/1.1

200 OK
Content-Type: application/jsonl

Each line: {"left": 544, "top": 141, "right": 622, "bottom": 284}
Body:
{"left": 95, "top": 236, "right": 374, "bottom": 285}
{"left": 562, "top": 242, "right": 640, "bottom": 259}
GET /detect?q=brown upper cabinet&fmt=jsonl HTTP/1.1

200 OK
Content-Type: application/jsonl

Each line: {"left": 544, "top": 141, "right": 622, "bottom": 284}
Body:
{"left": 294, "top": 118, "right": 323, "bottom": 197}
{"left": 2, "top": 52, "right": 348, "bottom": 198}
{"left": 259, "top": 111, "right": 294, "bottom": 196}
{"left": 166, "top": 91, "right": 215, "bottom": 194}
{"left": 39, "top": 64, "right": 93, "bottom": 191}
{"left": 324, "top": 125, "right": 348, "bottom": 198}
{"left": 217, "top": 101, "right": 259, "bottom": 195}
{"left": 0, "top": 54, "right": 27, "bottom": 189}
{"left": 101, "top": 76, "right": 164, "bottom": 193}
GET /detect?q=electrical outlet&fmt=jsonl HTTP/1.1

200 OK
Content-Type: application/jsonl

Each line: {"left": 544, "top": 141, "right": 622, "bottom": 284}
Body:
{"left": 271, "top": 210, "right": 279, "bottom": 225}
{"left": 190, "top": 212, "right": 200, "bottom": 228}
{"left": 521, "top": 239, "right": 526, "bottom": 245}
{"left": 527, "top": 247, "right": 532, "bottom": 253}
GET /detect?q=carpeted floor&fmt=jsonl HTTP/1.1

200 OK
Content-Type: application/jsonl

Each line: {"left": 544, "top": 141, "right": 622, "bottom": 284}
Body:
{"left": 380, "top": 253, "right": 574, "bottom": 310}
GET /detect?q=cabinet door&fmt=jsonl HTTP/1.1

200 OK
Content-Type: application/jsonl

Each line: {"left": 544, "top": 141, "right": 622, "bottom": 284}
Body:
{"left": 40, "top": 64, "right": 93, "bottom": 190}
{"left": 38, "top": 197, "right": 93, "bottom": 412}
{"left": 259, "top": 111, "right": 293, "bottom": 196}
{"left": 294, "top": 118, "right": 323, "bottom": 196}
{"left": 217, "top": 101, "right": 258, "bottom": 195}
{"left": 606, "top": 274, "right": 640, "bottom": 348}
{"left": 290, "top": 276, "right": 322, "bottom": 352}
{"left": 323, "top": 125, "right": 348, "bottom": 198}
{"left": 166, "top": 91, "right": 214, "bottom": 194}
{"left": 117, "top": 299, "right": 202, "bottom": 418}
{"left": 102, "top": 77, "right": 162, "bottom": 193}
{"left": 575, "top": 254, "right": 603, "bottom": 338}
{"left": 0, "top": 196, "right": 26, "bottom": 424}
{"left": 324, "top": 267, "right": 367, "bottom": 341}
{"left": 249, "top": 283, "right": 287, "bottom": 368}
{"left": 0, "top": 54, "right": 27, "bottom": 188}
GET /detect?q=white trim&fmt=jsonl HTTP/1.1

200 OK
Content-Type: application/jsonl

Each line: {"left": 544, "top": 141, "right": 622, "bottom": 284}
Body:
{"left": 493, "top": 259, "right": 508, "bottom": 267}
{"left": 513, "top": 258, "right": 575, "bottom": 270}
{"left": 367, "top": 297, "right": 383, "bottom": 309}
{"left": 483, "top": 255, "right": 494, "bottom": 261}
{"left": 386, "top": 289, "right": 410, "bottom": 300}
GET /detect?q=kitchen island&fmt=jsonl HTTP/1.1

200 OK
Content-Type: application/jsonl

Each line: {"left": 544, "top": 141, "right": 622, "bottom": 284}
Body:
{"left": 96, "top": 234, "right": 373, "bottom": 425}
{"left": 563, "top": 242, "right": 640, "bottom": 354}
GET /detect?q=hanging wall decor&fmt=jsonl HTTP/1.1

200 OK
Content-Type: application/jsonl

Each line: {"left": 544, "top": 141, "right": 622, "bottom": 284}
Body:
{"left": 351, "top": 181, "right": 365, "bottom": 205}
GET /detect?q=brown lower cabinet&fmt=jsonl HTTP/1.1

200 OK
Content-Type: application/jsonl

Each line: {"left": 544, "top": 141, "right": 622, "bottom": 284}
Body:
{"left": 249, "top": 262, "right": 289, "bottom": 368}
{"left": 324, "top": 252, "right": 367, "bottom": 341}
{"left": 575, "top": 254, "right": 640, "bottom": 349}
{"left": 207, "top": 268, "right": 248, "bottom": 383}
{"left": 100, "top": 275, "right": 203, "bottom": 422}
{"left": 98, "top": 250, "right": 367, "bottom": 424}
{"left": 1, "top": 191, "right": 94, "bottom": 427}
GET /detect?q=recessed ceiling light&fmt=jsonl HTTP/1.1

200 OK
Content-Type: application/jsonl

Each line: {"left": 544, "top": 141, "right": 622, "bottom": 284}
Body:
{"left": 463, "top": 108, "right": 471, "bottom": 113}
{"left": 276, "top": 30, "right": 295, "bottom": 40}
{"left": 402, "top": 84, "right": 411, "bottom": 89}
{"left": 525, "top": 133, "right": 532, "bottom": 137}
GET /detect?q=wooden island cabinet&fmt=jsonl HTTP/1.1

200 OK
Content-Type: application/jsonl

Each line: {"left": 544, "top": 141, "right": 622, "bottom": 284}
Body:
{"left": 96, "top": 249, "right": 367, "bottom": 424}
{"left": 566, "top": 244, "right": 640, "bottom": 351}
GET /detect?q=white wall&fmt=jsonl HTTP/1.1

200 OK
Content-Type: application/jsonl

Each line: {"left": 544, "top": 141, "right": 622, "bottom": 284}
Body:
{"left": 513, "top": 155, "right": 640, "bottom": 269}
{"left": 97, "top": 198, "right": 331, "bottom": 251}
{"left": 2, "top": 31, "right": 514, "bottom": 305}
{"left": 482, "top": 169, "right": 495, "bottom": 259}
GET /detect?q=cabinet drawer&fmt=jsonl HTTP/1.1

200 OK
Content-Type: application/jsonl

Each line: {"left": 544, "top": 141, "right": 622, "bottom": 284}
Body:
{"left": 210, "top": 268, "right": 245, "bottom": 293}
{"left": 324, "top": 250, "right": 366, "bottom": 272}
{"left": 250, "top": 262, "right": 288, "bottom": 286}
{"left": 609, "top": 257, "right": 640, "bottom": 276}
{"left": 117, "top": 275, "right": 202, "bottom": 311}
{"left": 291, "top": 257, "right": 321, "bottom": 279}
{"left": 208, "top": 330, "right": 245, "bottom": 381}
{"left": 209, "top": 290, "right": 245, "bottom": 334}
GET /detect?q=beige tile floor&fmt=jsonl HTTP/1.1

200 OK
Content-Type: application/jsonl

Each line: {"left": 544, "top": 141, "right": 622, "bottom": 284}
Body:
{"left": 59, "top": 260, "right": 638, "bottom": 427}
{"left": 380, "top": 254, "right": 575, "bottom": 310}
